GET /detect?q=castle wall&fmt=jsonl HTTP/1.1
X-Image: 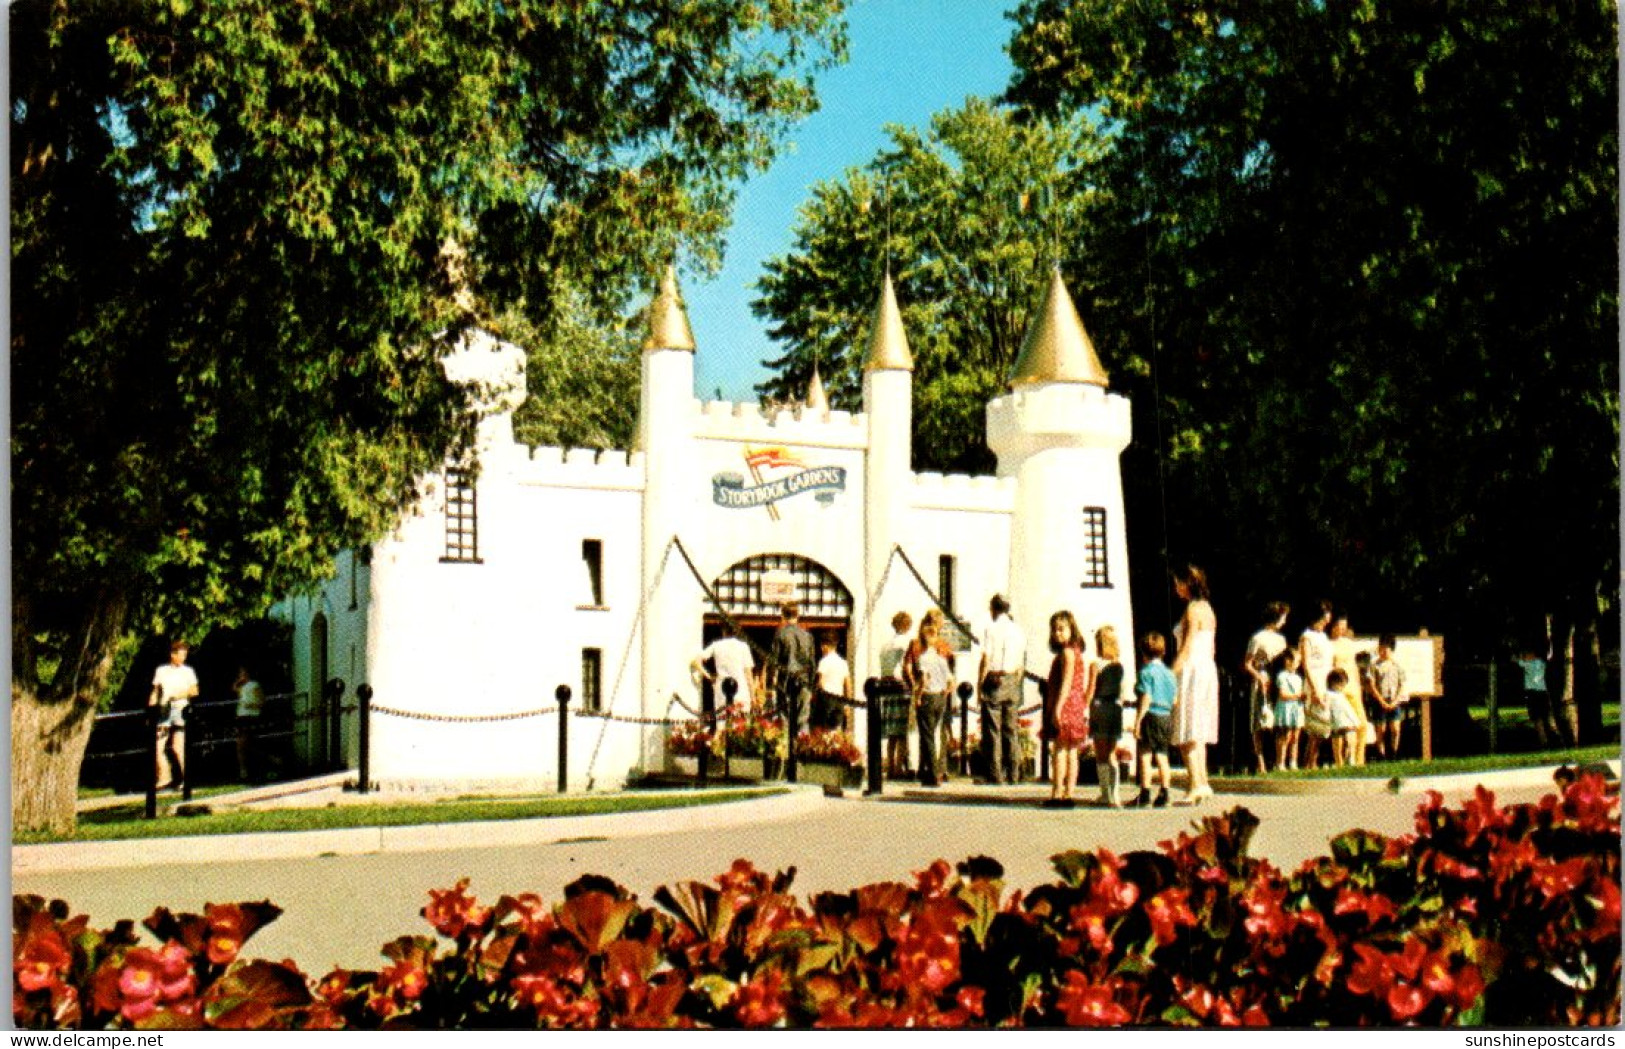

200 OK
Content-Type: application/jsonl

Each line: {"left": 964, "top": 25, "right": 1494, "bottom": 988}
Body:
{"left": 276, "top": 293, "right": 1139, "bottom": 791}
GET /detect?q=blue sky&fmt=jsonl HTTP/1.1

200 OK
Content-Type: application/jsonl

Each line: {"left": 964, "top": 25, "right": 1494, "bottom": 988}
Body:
{"left": 687, "top": 0, "right": 1019, "bottom": 402}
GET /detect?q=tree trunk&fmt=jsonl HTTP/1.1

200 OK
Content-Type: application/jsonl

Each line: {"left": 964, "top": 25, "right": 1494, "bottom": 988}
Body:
{"left": 12, "top": 688, "right": 100, "bottom": 836}
{"left": 1575, "top": 611, "right": 1605, "bottom": 744}
{"left": 12, "top": 587, "right": 132, "bottom": 836}
{"left": 1555, "top": 619, "right": 1581, "bottom": 748}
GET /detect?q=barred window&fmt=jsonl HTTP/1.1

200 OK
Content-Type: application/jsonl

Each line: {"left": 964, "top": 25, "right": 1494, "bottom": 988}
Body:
{"left": 1081, "top": 507, "right": 1110, "bottom": 588}
{"left": 441, "top": 468, "right": 481, "bottom": 564}
{"left": 581, "top": 648, "right": 603, "bottom": 713}
{"left": 710, "top": 553, "right": 852, "bottom": 620}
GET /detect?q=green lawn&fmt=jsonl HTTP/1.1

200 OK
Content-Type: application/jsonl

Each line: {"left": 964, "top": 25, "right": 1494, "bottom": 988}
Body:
{"left": 1262, "top": 744, "right": 1620, "bottom": 781}
{"left": 21, "top": 787, "right": 790, "bottom": 845}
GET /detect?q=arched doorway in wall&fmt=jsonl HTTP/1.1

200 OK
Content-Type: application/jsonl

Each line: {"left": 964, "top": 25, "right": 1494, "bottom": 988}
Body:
{"left": 702, "top": 553, "right": 854, "bottom": 708}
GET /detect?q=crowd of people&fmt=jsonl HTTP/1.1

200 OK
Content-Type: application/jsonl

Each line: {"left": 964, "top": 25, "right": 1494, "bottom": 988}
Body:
{"left": 687, "top": 570, "right": 1419, "bottom": 802}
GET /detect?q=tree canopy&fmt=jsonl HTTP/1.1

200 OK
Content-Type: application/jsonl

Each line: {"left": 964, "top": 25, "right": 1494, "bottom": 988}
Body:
{"left": 10, "top": 0, "right": 847, "bottom": 832}
{"left": 753, "top": 98, "right": 1100, "bottom": 472}
{"left": 1001, "top": 0, "right": 1618, "bottom": 652}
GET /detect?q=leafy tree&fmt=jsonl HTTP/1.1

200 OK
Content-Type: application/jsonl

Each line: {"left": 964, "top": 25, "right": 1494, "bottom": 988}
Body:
{"left": 1004, "top": 1, "right": 1618, "bottom": 711}
{"left": 11, "top": 0, "right": 846, "bottom": 833}
{"left": 503, "top": 295, "right": 640, "bottom": 452}
{"left": 753, "top": 98, "right": 1101, "bottom": 472}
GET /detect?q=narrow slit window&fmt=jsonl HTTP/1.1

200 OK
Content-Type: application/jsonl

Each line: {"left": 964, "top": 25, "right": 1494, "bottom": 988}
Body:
{"left": 441, "top": 468, "right": 481, "bottom": 564}
{"left": 582, "top": 539, "right": 604, "bottom": 607}
{"left": 938, "top": 554, "right": 957, "bottom": 615}
{"left": 581, "top": 648, "right": 603, "bottom": 713}
{"left": 1081, "top": 507, "right": 1110, "bottom": 588}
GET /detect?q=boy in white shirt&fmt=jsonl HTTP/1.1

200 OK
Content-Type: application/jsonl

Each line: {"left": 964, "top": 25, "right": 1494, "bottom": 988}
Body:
{"left": 815, "top": 635, "right": 852, "bottom": 732}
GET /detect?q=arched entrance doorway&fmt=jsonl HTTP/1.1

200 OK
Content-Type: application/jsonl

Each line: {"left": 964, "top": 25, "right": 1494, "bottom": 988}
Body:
{"left": 703, "top": 553, "right": 854, "bottom": 706}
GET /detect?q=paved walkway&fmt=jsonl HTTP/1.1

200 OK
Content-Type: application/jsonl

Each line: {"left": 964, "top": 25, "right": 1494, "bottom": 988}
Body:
{"left": 14, "top": 765, "right": 1602, "bottom": 973}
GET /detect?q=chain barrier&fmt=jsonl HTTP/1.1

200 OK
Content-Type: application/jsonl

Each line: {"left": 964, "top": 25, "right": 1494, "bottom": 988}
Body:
{"left": 574, "top": 710, "right": 689, "bottom": 727}
{"left": 369, "top": 703, "right": 559, "bottom": 724}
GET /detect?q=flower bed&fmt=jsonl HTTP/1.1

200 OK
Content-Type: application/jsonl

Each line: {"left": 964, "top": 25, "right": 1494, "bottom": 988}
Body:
{"left": 793, "top": 728, "right": 862, "bottom": 767}
{"left": 14, "top": 776, "right": 1619, "bottom": 1029}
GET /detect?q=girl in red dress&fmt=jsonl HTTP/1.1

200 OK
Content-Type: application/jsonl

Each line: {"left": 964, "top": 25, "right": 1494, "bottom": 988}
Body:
{"left": 1045, "top": 610, "right": 1093, "bottom": 804}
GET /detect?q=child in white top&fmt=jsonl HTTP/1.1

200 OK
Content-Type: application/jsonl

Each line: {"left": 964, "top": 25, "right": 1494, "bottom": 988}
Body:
{"left": 1324, "top": 668, "right": 1361, "bottom": 767}
{"left": 815, "top": 636, "right": 852, "bottom": 732}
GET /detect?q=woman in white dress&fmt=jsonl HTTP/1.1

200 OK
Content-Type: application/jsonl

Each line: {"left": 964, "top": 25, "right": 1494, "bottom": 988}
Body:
{"left": 1297, "top": 601, "right": 1335, "bottom": 770}
{"left": 1171, "top": 564, "right": 1219, "bottom": 804}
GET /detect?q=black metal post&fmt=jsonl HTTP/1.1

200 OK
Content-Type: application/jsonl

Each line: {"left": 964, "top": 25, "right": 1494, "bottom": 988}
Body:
{"left": 863, "top": 678, "right": 883, "bottom": 794}
{"left": 356, "top": 684, "right": 373, "bottom": 794}
{"left": 180, "top": 704, "right": 194, "bottom": 802}
{"left": 145, "top": 704, "right": 161, "bottom": 820}
{"left": 714, "top": 678, "right": 737, "bottom": 784}
{"left": 785, "top": 683, "right": 800, "bottom": 784}
{"left": 555, "top": 684, "right": 572, "bottom": 794}
{"left": 956, "top": 682, "right": 973, "bottom": 777}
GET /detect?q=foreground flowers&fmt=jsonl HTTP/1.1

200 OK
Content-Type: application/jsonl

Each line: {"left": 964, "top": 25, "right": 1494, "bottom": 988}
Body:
{"left": 14, "top": 775, "right": 1620, "bottom": 1029}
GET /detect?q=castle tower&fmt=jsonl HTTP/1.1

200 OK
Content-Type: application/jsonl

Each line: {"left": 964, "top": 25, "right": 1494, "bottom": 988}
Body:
{"left": 805, "top": 366, "right": 829, "bottom": 417}
{"left": 861, "top": 273, "right": 913, "bottom": 678}
{"left": 637, "top": 266, "right": 697, "bottom": 753}
{"left": 986, "top": 266, "right": 1134, "bottom": 675}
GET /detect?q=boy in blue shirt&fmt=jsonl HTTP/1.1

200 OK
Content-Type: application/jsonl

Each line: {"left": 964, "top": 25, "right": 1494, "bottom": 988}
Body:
{"left": 1132, "top": 632, "right": 1178, "bottom": 808}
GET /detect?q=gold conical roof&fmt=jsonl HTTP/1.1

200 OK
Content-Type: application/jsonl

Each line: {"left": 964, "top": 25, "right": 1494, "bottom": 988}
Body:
{"left": 861, "top": 272, "right": 913, "bottom": 372}
{"left": 1009, "top": 267, "right": 1108, "bottom": 387}
{"left": 642, "top": 265, "right": 696, "bottom": 353}
{"left": 805, "top": 366, "right": 829, "bottom": 413}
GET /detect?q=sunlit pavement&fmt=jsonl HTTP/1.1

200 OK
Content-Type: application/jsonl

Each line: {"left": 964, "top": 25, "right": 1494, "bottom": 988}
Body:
{"left": 13, "top": 777, "right": 1563, "bottom": 973}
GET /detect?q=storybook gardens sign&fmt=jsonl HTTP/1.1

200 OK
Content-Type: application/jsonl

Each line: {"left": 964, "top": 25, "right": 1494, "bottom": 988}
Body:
{"left": 712, "top": 446, "right": 846, "bottom": 512}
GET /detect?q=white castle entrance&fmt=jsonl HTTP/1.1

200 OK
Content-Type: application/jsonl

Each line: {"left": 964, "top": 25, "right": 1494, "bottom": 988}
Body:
{"left": 701, "top": 553, "right": 853, "bottom": 705}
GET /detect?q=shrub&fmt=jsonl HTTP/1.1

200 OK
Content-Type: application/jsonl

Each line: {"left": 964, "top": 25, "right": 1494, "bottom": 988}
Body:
{"left": 15, "top": 775, "right": 1619, "bottom": 1029}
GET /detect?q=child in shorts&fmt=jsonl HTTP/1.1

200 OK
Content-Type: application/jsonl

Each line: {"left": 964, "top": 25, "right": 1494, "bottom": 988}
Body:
{"left": 1272, "top": 648, "right": 1305, "bottom": 771}
{"left": 1132, "top": 632, "right": 1177, "bottom": 808}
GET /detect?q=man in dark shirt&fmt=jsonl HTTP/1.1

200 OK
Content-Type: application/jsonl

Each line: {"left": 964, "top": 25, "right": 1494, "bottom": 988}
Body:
{"left": 770, "top": 603, "right": 816, "bottom": 735}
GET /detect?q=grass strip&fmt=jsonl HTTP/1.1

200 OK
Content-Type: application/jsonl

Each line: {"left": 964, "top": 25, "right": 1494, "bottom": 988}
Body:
{"left": 20, "top": 788, "right": 790, "bottom": 845}
{"left": 1262, "top": 744, "right": 1619, "bottom": 781}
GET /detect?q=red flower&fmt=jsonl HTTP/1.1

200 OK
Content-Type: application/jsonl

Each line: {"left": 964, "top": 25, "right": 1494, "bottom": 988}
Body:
{"left": 378, "top": 959, "right": 428, "bottom": 1002}
{"left": 117, "top": 950, "right": 162, "bottom": 1022}
{"left": 1387, "top": 982, "right": 1430, "bottom": 1022}
{"left": 204, "top": 904, "right": 247, "bottom": 966}
{"left": 15, "top": 919, "right": 72, "bottom": 993}
{"left": 1144, "top": 889, "right": 1197, "bottom": 946}
{"left": 731, "top": 969, "right": 788, "bottom": 1027}
{"left": 1346, "top": 943, "right": 1393, "bottom": 998}
{"left": 956, "top": 986, "right": 985, "bottom": 1018}
{"left": 1531, "top": 858, "right": 1590, "bottom": 900}
{"left": 1560, "top": 773, "right": 1618, "bottom": 832}
{"left": 1068, "top": 903, "right": 1113, "bottom": 954}
{"left": 1591, "top": 875, "right": 1621, "bottom": 933}
{"left": 154, "top": 941, "right": 195, "bottom": 1001}
{"left": 1332, "top": 888, "right": 1398, "bottom": 926}
{"left": 424, "top": 878, "right": 491, "bottom": 940}
{"left": 1460, "top": 785, "right": 1505, "bottom": 846}
{"left": 1451, "top": 963, "right": 1486, "bottom": 1011}
{"left": 1056, "top": 972, "right": 1131, "bottom": 1027}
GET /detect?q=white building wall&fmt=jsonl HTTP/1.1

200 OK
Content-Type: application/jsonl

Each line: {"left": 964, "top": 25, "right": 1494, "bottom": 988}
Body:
{"left": 277, "top": 307, "right": 1139, "bottom": 791}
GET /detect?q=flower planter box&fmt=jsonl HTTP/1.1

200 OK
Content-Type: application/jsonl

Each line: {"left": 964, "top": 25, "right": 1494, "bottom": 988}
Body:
{"left": 793, "top": 761, "right": 862, "bottom": 790}
{"left": 726, "top": 755, "right": 781, "bottom": 782}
